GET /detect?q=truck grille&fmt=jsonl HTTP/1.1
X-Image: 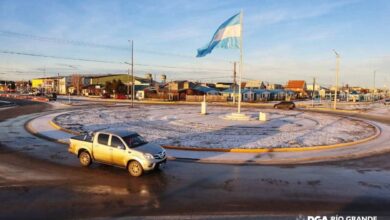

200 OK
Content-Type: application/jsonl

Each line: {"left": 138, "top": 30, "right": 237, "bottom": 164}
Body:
{"left": 154, "top": 151, "right": 166, "bottom": 159}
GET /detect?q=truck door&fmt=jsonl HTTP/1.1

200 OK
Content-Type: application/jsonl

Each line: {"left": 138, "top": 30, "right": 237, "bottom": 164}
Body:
{"left": 110, "top": 135, "right": 127, "bottom": 167}
{"left": 93, "top": 133, "right": 112, "bottom": 163}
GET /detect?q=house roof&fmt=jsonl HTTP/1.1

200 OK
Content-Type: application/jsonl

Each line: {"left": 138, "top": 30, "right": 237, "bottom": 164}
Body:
{"left": 192, "top": 85, "right": 218, "bottom": 93}
{"left": 221, "top": 88, "right": 249, "bottom": 94}
{"left": 216, "top": 82, "right": 234, "bottom": 85}
{"left": 243, "top": 89, "right": 270, "bottom": 94}
{"left": 285, "top": 80, "right": 306, "bottom": 89}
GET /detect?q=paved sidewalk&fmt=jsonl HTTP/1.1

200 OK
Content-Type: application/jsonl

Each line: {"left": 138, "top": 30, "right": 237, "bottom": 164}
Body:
{"left": 26, "top": 110, "right": 390, "bottom": 164}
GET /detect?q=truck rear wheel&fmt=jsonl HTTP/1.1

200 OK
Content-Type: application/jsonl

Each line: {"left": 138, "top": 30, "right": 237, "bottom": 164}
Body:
{"left": 128, "top": 161, "right": 143, "bottom": 177}
{"left": 79, "top": 151, "right": 92, "bottom": 167}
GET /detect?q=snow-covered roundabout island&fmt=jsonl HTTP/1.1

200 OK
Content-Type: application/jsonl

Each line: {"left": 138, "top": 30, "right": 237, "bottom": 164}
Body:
{"left": 54, "top": 105, "right": 377, "bottom": 150}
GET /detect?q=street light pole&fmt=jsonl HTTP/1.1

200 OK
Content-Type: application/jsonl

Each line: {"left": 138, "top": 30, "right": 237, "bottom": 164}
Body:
{"left": 237, "top": 9, "right": 243, "bottom": 114}
{"left": 333, "top": 50, "right": 340, "bottom": 110}
{"left": 131, "top": 40, "right": 134, "bottom": 108}
{"left": 126, "top": 40, "right": 135, "bottom": 108}
{"left": 233, "top": 61, "right": 236, "bottom": 104}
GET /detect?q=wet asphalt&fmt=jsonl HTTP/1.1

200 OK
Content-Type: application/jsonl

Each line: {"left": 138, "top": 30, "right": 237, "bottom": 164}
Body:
{"left": 1, "top": 98, "right": 390, "bottom": 220}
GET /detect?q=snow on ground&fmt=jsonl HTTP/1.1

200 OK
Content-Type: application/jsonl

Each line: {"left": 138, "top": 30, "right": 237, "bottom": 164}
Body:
{"left": 54, "top": 105, "right": 376, "bottom": 149}
{"left": 47, "top": 101, "right": 73, "bottom": 109}
{"left": 338, "top": 102, "right": 390, "bottom": 117}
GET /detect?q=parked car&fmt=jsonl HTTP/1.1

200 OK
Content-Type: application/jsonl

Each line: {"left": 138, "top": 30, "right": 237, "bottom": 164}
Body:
{"left": 101, "top": 93, "right": 111, "bottom": 99}
{"left": 68, "top": 130, "right": 167, "bottom": 177}
{"left": 273, "top": 101, "right": 296, "bottom": 110}
{"left": 46, "top": 92, "right": 57, "bottom": 101}
{"left": 384, "top": 99, "right": 390, "bottom": 105}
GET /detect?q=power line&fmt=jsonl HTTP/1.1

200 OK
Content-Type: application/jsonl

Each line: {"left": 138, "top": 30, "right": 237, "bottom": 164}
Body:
{"left": 0, "top": 49, "right": 231, "bottom": 73}
{"left": 0, "top": 30, "right": 231, "bottom": 63}
{"left": 0, "top": 49, "right": 122, "bottom": 64}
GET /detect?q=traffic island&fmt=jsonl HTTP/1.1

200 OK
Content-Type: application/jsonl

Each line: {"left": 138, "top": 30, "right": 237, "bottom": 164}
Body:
{"left": 22, "top": 105, "right": 390, "bottom": 165}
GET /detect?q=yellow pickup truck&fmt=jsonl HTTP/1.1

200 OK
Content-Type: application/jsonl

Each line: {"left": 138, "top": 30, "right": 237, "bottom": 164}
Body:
{"left": 68, "top": 129, "right": 167, "bottom": 177}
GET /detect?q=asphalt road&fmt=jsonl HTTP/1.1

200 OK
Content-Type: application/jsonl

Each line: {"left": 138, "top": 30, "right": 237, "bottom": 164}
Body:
{"left": 1, "top": 98, "right": 390, "bottom": 220}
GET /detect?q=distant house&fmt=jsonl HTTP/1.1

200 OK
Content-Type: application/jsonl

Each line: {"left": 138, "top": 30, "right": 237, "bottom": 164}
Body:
{"left": 284, "top": 80, "right": 308, "bottom": 98}
{"left": 221, "top": 88, "right": 248, "bottom": 101}
{"left": 267, "top": 83, "right": 283, "bottom": 90}
{"left": 199, "top": 82, "right": 216, "bottom": 88}
{"left": 192, "top": 85, "right": 219, "bottom": 95}
{"left": 168, "top": 80, "right": 195, "bottom": 91}
{"left": 215, "top": 82, "right": 234, "bottom": 91}
{"left": 306, "top": 84, "right": 321, "bottom": 92}
{"left": 90, "top": 74, "right": 151, "bottom": 86}
{"left": 243, "top": 89, "right": 271, "bottom": 102}
{"left": 244, "top": 80, "right": 266, "bottom": 89}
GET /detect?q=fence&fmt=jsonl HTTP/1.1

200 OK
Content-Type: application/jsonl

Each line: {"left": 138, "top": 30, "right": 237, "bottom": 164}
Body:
{"left": 186, "top": 95, "right": 227, "bottom": 102}
{"left": 0, "top": 93, "right": 49, "bottom": 102}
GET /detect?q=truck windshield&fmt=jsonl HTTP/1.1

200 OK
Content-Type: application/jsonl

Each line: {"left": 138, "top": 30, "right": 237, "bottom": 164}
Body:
{"left": 122, "top": 135, "right": 148, "bottom": 148}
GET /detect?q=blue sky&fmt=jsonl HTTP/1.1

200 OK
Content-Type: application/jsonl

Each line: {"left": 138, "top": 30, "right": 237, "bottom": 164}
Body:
{"left": 0, "top": 0, "right": 389, "bottom": 87}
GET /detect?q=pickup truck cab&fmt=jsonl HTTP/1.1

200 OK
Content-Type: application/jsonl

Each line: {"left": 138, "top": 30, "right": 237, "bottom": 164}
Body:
{"left": 68, "top": 129, "right": 167, "bottom": 177}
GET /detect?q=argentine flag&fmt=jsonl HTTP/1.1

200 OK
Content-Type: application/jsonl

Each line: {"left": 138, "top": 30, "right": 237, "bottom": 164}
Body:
{"left": 196, "top": 12, "right": 241, "bottom": 58}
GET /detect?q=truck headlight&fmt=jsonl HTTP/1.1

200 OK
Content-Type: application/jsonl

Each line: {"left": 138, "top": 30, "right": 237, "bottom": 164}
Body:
{"left": 144, "top": 153, "right": 154, "bottom": 160}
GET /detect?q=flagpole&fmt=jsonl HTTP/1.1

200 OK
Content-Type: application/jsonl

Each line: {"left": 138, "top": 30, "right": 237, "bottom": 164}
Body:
{"left": 237, "top": 9, "right": 243, "bottom": 114}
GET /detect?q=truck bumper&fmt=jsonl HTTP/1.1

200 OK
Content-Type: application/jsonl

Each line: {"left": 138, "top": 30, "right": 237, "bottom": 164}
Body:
{"left": 142, "top": 158, "right": 167, "bottom": 171}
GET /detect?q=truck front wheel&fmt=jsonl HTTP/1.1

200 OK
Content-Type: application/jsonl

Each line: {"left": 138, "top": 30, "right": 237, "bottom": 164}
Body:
{"left": 79, "top": 151, "right": 92, "bottom": 167}
{"left": 128, "top": 161, "right": 143, "bottom": 177}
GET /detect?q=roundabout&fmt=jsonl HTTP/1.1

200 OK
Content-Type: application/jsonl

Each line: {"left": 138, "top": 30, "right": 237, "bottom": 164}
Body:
{"left": 24, "top": 104, "right": 390, "bottom": 164}
{"left": 53, "top": 105, "right": 378, "bottom": 150}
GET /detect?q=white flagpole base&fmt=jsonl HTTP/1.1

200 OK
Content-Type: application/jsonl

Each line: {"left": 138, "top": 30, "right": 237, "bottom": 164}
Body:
{"left": 224, "top": 112, "right": 250, "bottom": 121}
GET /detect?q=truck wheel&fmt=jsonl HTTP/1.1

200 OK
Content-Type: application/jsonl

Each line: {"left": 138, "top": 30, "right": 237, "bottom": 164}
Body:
{"left": 128, "top": 161, "right": 143, "bottom": 177}
{"left": 79, "top": 151, "right": 92, "bottom": 167}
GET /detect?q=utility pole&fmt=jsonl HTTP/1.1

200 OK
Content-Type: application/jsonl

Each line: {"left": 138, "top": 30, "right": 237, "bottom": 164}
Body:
{"left": 333, "top": 50, "right": 340, "bottom": 110}
{"left": 233, "top": 62, "right": 237, "bottom": 104}
{"left": 373, "top": 70, "right": 376, "bottom": 102}
{"left": 57, "top": 73, "right": 60, "bottom": 93}
{"left": 127, "top": 68, "right": 130, "bottom": 97}
{"left": 312, "top": 77, "right": 316, "bottom": 107}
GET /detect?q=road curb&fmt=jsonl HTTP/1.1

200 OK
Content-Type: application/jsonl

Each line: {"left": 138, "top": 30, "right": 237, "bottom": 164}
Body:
{"left": 24, "top": 116, "right": 68, "bottom": 145}
{"left": 304, "top": 107, "right": 360, "bottom": 114}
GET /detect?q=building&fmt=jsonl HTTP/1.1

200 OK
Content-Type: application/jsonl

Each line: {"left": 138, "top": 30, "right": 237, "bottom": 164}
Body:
{"left": 215, "top": 82, "right": 234, "bottom": 90}
{"left": 0, "top": 80, "right": 15, "bottom": 92}
{"left": 80, "top": 74, "right": 153, "bottom": 96}
{"left": 167, "top": 80, "right": 195, "bottom": 91}
{"left": 267, "top": 83, "right": 283, "bottom": 90}
{"left": 31, "top": 78, "right": 44, "bottom": 89}
{"left": 15, "top": 81, "right": 31, "bottom": 93}
{"left": 31, "top": 76, "right": 71, "bottom": 94}
{"left": 90, "top": 74, "right": 151, "bottom": 86}
{"left": 243, "top": 89, "right": 271, "bottom": 102}
{"left": 244, "top": 80, "right": 266, "bottom": 89}
{"left": 221, "top": 88, "right": 248, "bottom": 101}
{"left": 284, "top": 80, "right": 308, "bottom": 98}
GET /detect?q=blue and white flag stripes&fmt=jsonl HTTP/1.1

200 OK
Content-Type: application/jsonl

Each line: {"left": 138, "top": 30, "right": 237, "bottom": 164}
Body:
{"left": 196, "top": 12, "right": 241, "bottom": 57}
